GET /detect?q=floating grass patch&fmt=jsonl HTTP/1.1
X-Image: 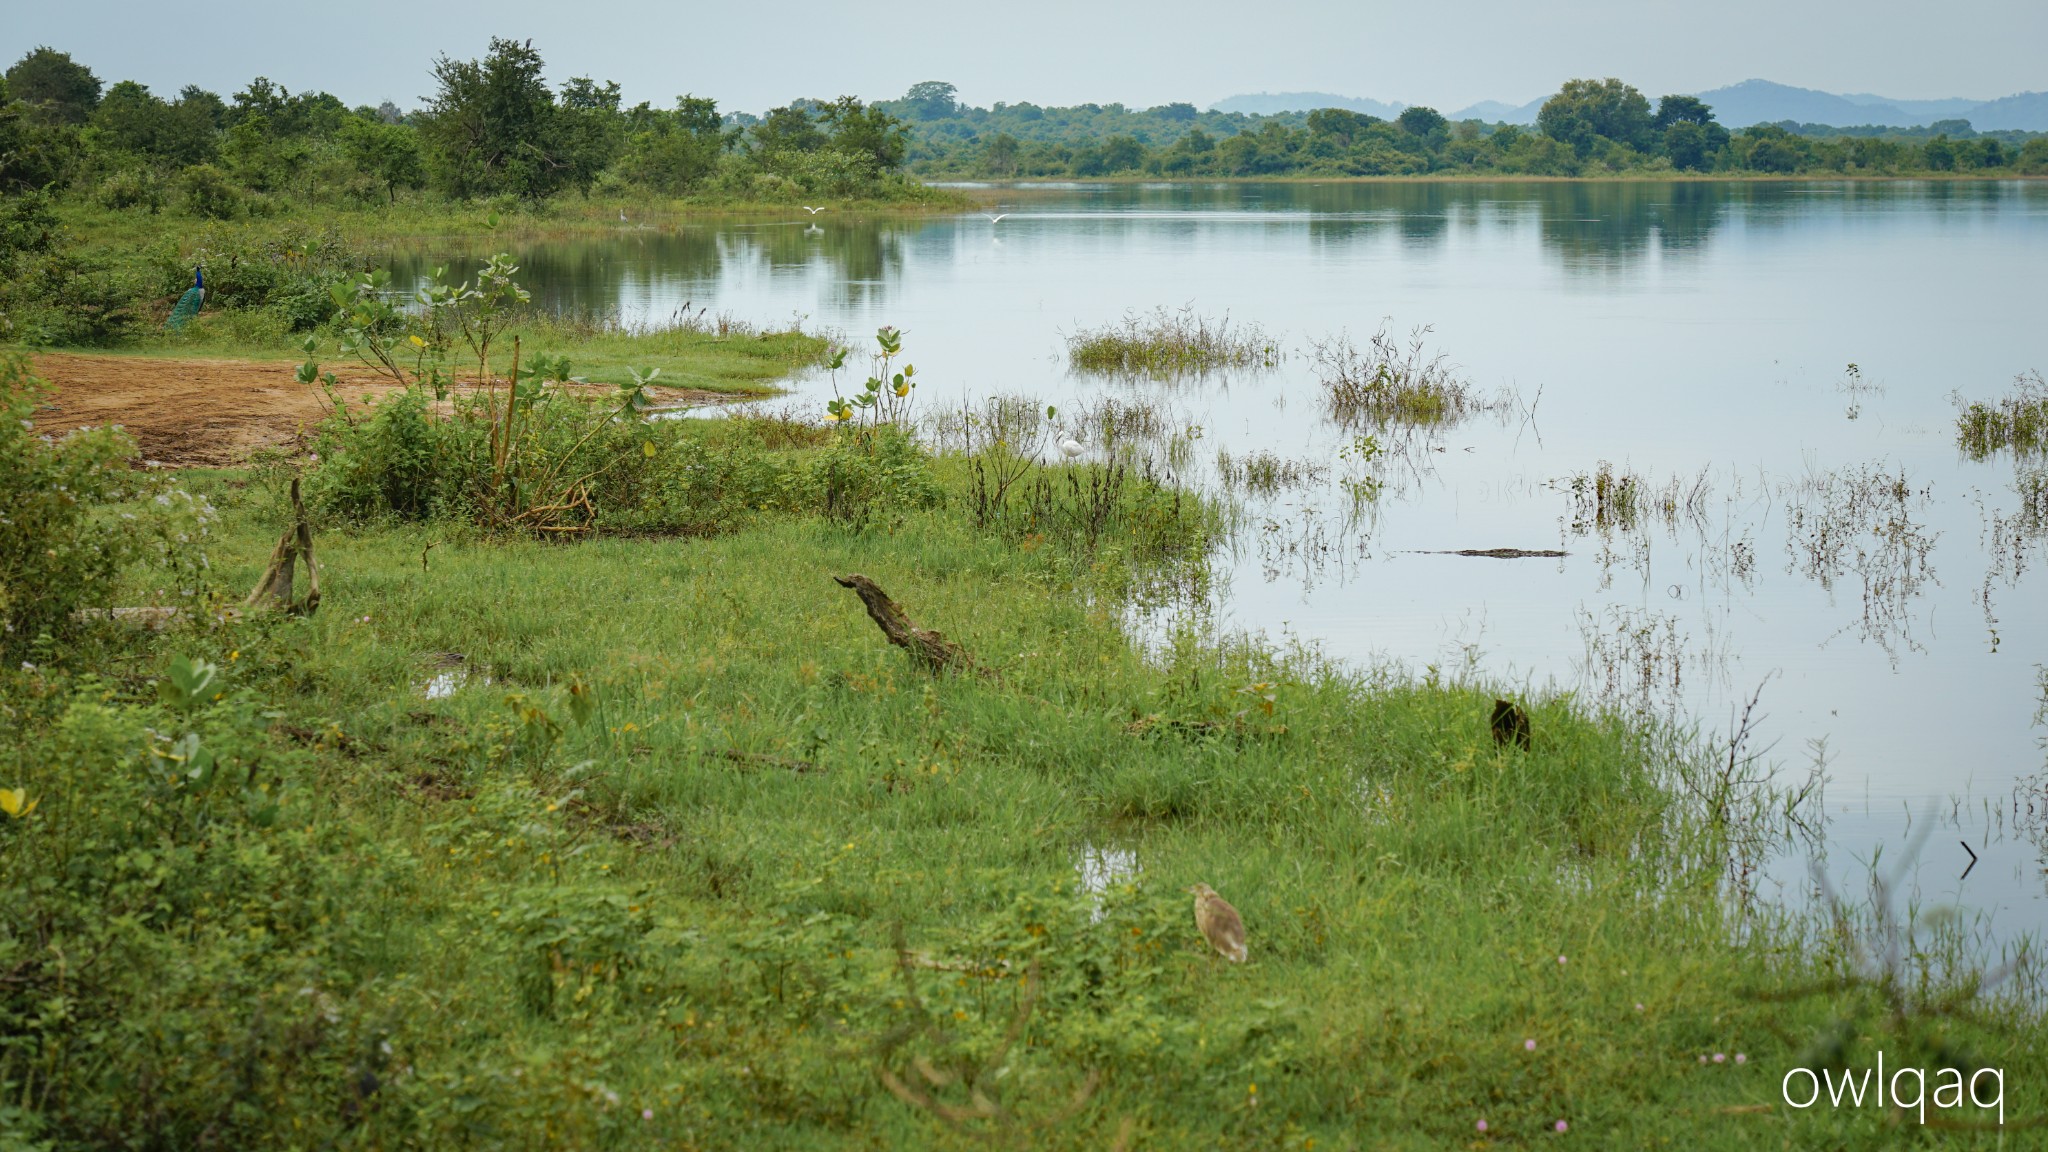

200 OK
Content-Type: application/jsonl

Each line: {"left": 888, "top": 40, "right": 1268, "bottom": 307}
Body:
{"left": 1215, "top": 448, "right": 1328, "bottom": 496}
{"left": 1954, "top": 370, "right": 2048, "bottom": 458}
{"left": 1309, "top": 323, "right": 1504, "bottom": 428}
{"left": 1783, "top": 462, "right": 1937, "bottom": 654}
{"left": 1553, "top": 463, "right": 1713, "bottom": 536}
{"left": 1066, "top": 307, "right": 1278, "bottom": 377}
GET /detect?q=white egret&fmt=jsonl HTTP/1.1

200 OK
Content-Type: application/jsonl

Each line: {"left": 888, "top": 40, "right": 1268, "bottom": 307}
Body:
{"left": 1059, "top": 436, "right": 1084, "bottom": 459}
{"left": 985, "top": 213, "right": 1010, "bottom": 223}
{"left": 618, "top": 209, "right": 628, "bottom": 223}
{"left": 801, "top": 205, "right": 827, "bottom": 215}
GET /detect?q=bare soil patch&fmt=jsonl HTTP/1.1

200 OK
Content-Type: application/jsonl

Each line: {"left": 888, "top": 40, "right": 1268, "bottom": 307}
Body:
{"left": 29, "top": 353, "right": 748, "bottom": 467}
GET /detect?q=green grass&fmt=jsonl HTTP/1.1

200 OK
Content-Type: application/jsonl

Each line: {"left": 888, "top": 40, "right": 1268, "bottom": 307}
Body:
{"left": 1067, "top": 308, "right": 1280, "bottom": 379}
{"left": 3, "top": 424, "right": 2036, "bottom": 1147}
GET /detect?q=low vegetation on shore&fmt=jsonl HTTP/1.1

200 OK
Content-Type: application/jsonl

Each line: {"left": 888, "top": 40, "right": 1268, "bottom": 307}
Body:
{"left": 0, "top": 233, "right": 2041, "bottom": 1142}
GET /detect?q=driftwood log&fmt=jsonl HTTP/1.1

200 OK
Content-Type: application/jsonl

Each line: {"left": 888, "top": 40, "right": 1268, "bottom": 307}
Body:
{"left": 245, "top": 476, "right": 321, "bottom": 616}
{"left": 833, "top": 574, "right": 978, "bottom": 676}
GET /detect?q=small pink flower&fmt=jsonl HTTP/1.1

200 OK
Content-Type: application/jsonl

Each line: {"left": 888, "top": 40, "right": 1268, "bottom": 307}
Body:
{"left": 1713, "top": 1053, "right": 1725, "bottom": 1064}
{"left": 1735, "top": 1053, "right": 1747, "bottom": 1065}
{"left": 642, "top": 1109, "right": 653, "bottom": 1120}
{"left": 1525, "top": 1038, "right": 1537, "bottom": 1051}
{"left": 1557, "top": 955, "right": 1567, "bottom": 965}
{"left": 1555, "top": 1119, "right": 1569, "bottom": 1133}
{"left": 1634, "top": 1003, "right": 1644, "bottom": 1012}
{"left": 1698, "top": 1054, "right": 1708, "bottom": 1064}
{"left": 1476, "top": 1119, "right": 1488, "bottom": 1132}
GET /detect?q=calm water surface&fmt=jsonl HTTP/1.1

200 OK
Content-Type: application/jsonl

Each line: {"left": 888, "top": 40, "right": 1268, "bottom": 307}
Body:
{"left": 389, "top": 181, "right": 2048, "bottom": 958}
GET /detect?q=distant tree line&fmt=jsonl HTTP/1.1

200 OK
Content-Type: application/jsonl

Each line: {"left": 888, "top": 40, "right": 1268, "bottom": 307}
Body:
{"left": 882, "top": 78, "right": 2048, "bottom": 179}
{"left": 0, "top": 38, "right": 931, "bottom": 217}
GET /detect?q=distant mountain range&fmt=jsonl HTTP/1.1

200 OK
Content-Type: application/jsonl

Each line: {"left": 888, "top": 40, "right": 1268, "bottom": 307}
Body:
{"left": 1209, "top": 92, "right": 1406, "bottom": 119}
{"left": 1210, "top": 81, "right": 2048, "bottom": 131}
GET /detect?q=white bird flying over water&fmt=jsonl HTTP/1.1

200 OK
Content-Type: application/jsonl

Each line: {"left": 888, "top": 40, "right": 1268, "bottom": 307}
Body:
{"left": 801, "top": 206, "right": 827, "bottom": 215}
{"left": 985, "top": 213, "right": 1010, "bottom": 223}
{"left": 1059, "top": 436, "right": 1084, "bottom": 458}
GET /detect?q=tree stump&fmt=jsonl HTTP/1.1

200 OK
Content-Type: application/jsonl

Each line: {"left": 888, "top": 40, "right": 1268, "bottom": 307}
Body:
{"left": 246, "top": 476, "right": 321, "bottom": 616}
{"left": 833, "top": 574, "right": 977, "bottom": 676}
{"left": 1490, "top": 698, "right": 1531, "bottom": 751}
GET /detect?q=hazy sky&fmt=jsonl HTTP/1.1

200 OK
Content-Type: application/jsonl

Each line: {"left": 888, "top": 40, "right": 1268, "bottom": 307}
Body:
{"left": 7, "top": 0, "right": 2044, "bottom": 114}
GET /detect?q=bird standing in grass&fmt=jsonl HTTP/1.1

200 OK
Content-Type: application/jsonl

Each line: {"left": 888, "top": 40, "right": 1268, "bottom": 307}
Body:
{"left": 1188, "top": 884, "right": 1247, "bottom": 963}
{"left": 1059, "top": 436, "right": 1084, "bottom": 459}
{"left": 166, "top": 267, "right": 205, "bottom": 330}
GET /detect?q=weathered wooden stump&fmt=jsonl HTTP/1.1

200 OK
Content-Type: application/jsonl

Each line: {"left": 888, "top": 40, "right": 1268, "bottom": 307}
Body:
{"left": 833, "top": 574, "right": 977, "bottom": 676}
{"left": 246, "top": 476, "right": 321, "bottom": 616}
{"left": 1490, "top": 698, "right": 1531, "bottom": 751}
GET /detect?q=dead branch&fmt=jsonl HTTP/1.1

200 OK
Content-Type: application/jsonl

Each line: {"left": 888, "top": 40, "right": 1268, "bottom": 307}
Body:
{"left": 245, "top": 476, "right": 320, "bottom": 616}
{"left": 833, "top": 574, "right": 979, "bottom": 676}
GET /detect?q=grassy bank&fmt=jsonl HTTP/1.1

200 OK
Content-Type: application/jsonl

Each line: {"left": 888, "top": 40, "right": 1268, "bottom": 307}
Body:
{"left": 2, "top": 357, "right": 2040, "bottom": 1148}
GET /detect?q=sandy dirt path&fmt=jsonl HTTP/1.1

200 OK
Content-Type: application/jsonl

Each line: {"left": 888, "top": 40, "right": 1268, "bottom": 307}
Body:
{"left": 28, "top": 353, "right": 751, "bottom": 468}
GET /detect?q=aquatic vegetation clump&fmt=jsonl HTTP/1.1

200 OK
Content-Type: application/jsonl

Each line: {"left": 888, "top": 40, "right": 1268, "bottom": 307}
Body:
{"left": 1954, "top": 370, "right": 2048, "bottom": 458}
{"left": 1558, "top": 461, "right": 1647, "bottom": 533}
{"left": 1783, "top": 461, "right": 1937, "bottom": 655}
{"left": 1066, "top": 307, "right": 1279, "bottom": 377}
{"left": 1309, "top": 323, "right": 1501, "bottom": 428}
{"left": 1215, "top": 448, "right": 1328, "bottom": 495}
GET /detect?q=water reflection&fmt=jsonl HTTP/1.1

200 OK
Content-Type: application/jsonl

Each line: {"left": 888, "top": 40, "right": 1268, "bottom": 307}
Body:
{"left": 382, "top": 181, "right": 2044, "bottom": 322}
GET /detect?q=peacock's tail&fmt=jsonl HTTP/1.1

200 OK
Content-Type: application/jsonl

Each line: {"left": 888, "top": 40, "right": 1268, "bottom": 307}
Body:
{"left": 166, "top": 286, "right": 205, "bottom": 330}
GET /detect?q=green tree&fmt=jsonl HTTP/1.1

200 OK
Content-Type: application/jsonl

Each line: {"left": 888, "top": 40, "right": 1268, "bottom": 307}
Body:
{"left": 1653, "top": 94, "right": 1715, "bottom": 129}
{"left": 1922, "top": 134, "right": 1956, "bottom": 171}
{"left": 556, "top": 77, "right": 624, "bottom": 196}
{"left": 903, "top": 81, "right": 958, "bottom": 121}
{"left": 1395, "top": 106, "right": 1448, "bottom": 138}
{"left": 0, "top": 78, "right": 82, "bottom": 191}
{"left": 1538, "top": 78, "right": 1653, "bottom": 157}
{"left": 1655, "top": 95, "right": 1728, "bottom": 171}
{"left": 750, "top": 105, "right": 827, "bottom": 155}
{"left": 1663, "top": 121, "right": 1722, "bottom": 171}
{"left": 418, "top": 37, "right": 563, "bottom": 199}
{"left": 620, "top": 95, "right": 728, "bottom": 194}
{"left": 1306, "top": 108, "right": 1375, "bottom": 146}
{"left": 1739, "top": 126, "right": 1804, "bottom": 173}
{"left": 4, "top": 47, "right": 100, "bottom": 125}
{"left": 981, "top": 132, "right": 1021, "bottom": 176}
{"left": 819, "top": 97, "right": 907, "bottom": 170}
{"left": 339, "top": 117, "right": 426, "bottom": 202}
{"left": 88, "top": 81, "right": 219, "bottom": 165}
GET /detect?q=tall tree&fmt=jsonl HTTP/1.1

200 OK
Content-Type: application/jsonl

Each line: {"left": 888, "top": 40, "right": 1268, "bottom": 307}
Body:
{"left": 5, "top": 47, "right": 100, "bottom": 125}
{"left": 556, "top": 77, "right": 624, "bottom": 196}
{"left": 1395, "top": 106, "right": 1448, "bottom": 138}
{"left": 1653, "top": 94, "right": 1715, "bottom": 130}
{"left": 418, "top": 37, "right": 563, "bottom": 199}
{"left": 1538, "top": 78, "right": 1653, "bottom": 157}
{"left": 819, "top": 97, "right": 907, "bottom": 171}
{"left": 903, "top": 81, "right": 958, "bottom": 121}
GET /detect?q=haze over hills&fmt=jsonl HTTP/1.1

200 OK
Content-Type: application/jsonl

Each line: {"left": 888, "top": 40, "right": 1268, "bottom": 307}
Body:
{"left": 1209, "top": 92, "right": 1405, "bottom": 118}
{"left": 1211, "top": 81, "right": 2048, "bottom": 131}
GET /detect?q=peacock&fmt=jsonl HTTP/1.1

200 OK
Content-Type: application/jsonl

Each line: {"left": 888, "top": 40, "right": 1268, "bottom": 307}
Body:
{"left": 166, "top": 266, "right": 205, "bottom": 329}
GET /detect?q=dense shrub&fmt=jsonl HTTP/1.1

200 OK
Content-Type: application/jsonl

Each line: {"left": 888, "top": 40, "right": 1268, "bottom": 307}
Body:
{"left": 145, "top": 224, "right": 362, "bottom": 332}
{"left": 178, "top": 161, "right": 244, "bottom": 219}
{"left": 305, "top": 379, "right": 944, "bottom": 537}
{"left": 91, "top": 165, "right": 165, "bottom": 212}
{"left": 0, "top": 354, "right": 139, "bottom": 656}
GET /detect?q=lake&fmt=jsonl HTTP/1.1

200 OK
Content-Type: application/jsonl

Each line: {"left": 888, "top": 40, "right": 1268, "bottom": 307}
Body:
{"left": 386, "top": 180, "right": 2048, "bottom": 962}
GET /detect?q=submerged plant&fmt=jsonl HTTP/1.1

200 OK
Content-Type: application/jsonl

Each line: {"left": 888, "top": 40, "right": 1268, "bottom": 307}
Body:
{"left": 1065, "top": 307, "right": 1278, "bottom": 378}
{"left": 1953, "top": 370, "right": 2048, "bottom": 459}
{"left": 1309, "top": 323, "right": 1501, "bottom": 428}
